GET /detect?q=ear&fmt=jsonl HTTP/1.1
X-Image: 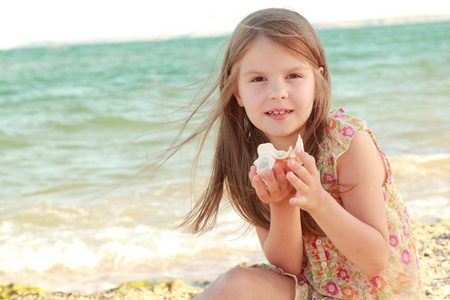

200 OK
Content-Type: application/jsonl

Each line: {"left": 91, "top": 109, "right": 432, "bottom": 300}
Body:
{"left": 234, "top": 90, "right": 244, "bottom": 107}
{"left": 319, "top": 67, "right": 324, "bottom": 76}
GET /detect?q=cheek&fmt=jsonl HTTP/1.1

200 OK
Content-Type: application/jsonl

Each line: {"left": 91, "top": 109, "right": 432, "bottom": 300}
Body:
{"left": 242, "top": 104, "right": 262, "bottom": 128}
{"left": 296, "top": 83, "right": 316, "bottom": 104}
{"left": 238, "top": 89, "right": 262, "bottom": 108}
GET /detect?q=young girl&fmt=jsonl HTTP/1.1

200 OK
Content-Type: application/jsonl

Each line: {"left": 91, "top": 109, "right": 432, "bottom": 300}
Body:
{"left": 169, "top": 8, "right": 423, "bottom": 299}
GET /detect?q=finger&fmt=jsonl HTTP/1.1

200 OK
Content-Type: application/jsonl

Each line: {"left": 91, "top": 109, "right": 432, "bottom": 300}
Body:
{"left": 250, "top": 165, "right": 257, "bottom": 176}
{"left": 287, "top": 159, "right": 312, "bottom": 186}
{"left": 252, "top": 174, "right": 271, "bottom": 202}
{"left": 272, "top": 163, "right": 288, "bottom": 187}
{"left": 262, "top": 169, "right": 281, "bottom": 196}
{"left": 296, "top": 150, "right": 317, "bottom": 175}
{"left": 286, "top": 171, "right": 308, "bottom": 194}
{"left": 249, "top": 165, "right": 257, "bottom": 187}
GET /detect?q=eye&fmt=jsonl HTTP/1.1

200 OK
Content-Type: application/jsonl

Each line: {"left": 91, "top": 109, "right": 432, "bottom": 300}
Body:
{"left": 251, "top": 76, "right": 265, "bottom": 82}
{"left": 287, "top": 74, "right": 302, "bottom": 79}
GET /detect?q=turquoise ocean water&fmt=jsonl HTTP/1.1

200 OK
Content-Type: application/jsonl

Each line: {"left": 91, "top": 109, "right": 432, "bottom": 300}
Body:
{"left": 1, "top": 21, "right": 449, "bottom": 292}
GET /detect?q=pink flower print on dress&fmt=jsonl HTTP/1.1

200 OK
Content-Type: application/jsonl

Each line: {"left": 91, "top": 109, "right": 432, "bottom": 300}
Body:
{"left": 335, "top": 108, "right": 346, "bottom": 119}
{"left": 322, "top": 172, "right": 336, "bottom": 183}
{"left": 402, "top": 249, "right": 411, "bottom": 265}
{"left": 389, "top": 235, "right": 399, "bottom": 247}
{"left": 342, "top": 126, "right": 355, "bottom": 138}
{"left": 325, "top": 281, "right": 339, "bottom": 296}
{"left": 325, "top": 250, "right": 330, "bottom": 260}
{"left": 403, "top": 225, "right": 409, "bottom": 237}
{"left": 403, "top": 209, "right": 409, "bottom": 224}
{"left": 337, "top": 267, "right": 350, "bottom": 281}
{"left": 372, "top": 275, "right": 382, "bottom": 288}
{"left": 297, "top": 277, "right": 308, "bottom": 285}
{"left": 372, "top": 275, "right": 387, "bottom": 291}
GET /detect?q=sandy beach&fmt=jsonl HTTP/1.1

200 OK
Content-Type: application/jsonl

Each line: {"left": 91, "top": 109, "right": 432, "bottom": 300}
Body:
{"left": 2, "top": 219, "right": 448, "bottom": 300}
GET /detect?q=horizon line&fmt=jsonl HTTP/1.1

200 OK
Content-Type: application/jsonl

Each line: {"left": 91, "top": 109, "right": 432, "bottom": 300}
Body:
{"left": 2, "top": 13, "right": 450, "bottom": 51}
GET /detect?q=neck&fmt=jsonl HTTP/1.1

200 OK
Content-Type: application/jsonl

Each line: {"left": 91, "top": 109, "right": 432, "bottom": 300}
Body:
{"left": 268, "top": 134, "right": 301, "bottom": 152}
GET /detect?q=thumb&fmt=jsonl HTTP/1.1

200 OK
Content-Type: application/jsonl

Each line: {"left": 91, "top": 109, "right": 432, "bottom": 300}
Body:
{"left": 289, "top": 196, "right": 305, "bottom": 207}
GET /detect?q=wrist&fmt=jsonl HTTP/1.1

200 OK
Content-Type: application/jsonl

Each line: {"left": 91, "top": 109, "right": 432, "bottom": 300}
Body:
{"left": 307, "top": 191, "right": 335, "bottom": 218}
{"left": 271, "top": 199, "right": 298, "bottom": 210}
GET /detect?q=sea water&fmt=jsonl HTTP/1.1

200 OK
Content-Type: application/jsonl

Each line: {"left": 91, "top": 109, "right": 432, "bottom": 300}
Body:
{"left": 0, "top": 21, "right": 449, "bottom": 292}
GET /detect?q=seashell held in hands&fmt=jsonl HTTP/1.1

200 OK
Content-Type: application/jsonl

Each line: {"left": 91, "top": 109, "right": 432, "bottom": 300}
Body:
{"left": 253, "top": 134, "right": 304, "bottom": 177}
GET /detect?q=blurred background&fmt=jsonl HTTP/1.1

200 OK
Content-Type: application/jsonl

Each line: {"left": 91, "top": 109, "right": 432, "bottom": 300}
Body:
{"left": 1, "top": 0, "right": 449, "bottom": 294}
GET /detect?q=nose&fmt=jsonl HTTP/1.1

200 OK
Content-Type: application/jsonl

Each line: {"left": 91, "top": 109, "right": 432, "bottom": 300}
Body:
{"left": 268, "top": 79, "right": 288, "bottom": 101}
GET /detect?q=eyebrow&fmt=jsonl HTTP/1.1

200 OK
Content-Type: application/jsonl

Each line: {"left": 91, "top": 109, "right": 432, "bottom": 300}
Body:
{"left": 241, "top": 64, "right": 311, "bottom": 77}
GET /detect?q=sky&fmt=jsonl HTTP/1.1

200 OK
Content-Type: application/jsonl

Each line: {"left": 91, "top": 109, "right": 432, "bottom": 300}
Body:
{"left": 1, "top": 0, "right": 449, "bottom": 49}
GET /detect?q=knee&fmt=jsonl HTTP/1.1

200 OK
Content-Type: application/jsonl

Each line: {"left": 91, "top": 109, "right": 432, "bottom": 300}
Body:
{"left": 193, "top": 267, "right": 259, "bottom": 299}
{"left": 218, "top": 266, "right": 256, "bottom": 294}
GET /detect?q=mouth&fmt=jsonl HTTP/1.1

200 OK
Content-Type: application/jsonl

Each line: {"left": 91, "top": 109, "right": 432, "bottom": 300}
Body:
{"left": 266, "top": 110, "right": 293, "bottom": 116}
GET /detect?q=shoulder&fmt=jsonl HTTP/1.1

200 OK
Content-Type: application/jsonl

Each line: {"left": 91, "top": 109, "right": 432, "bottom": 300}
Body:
{"left": 318, "top": 109, "right": 388, "bottom": 182}
{"left": 326, "top": 109, "right": 368, "bottom": 143}
{"left": 322, "top": 109, "right": 373, "bottom": 158}
{"left": 338, "top": 130, "right": 386, "bottom": 178}
{"left": 335, "top": 115, "right": 388, "bottom": 189}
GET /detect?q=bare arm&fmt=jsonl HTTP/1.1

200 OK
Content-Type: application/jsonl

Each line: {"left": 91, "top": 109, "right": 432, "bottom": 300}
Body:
{"left": 255, "top": 202, "right": 303, "bottom": 275}
{"left": 251, "top": 163, "right": 303, "bottom": 275}
{"left": 287, "top": 130, "right": 389, "bottom": 278}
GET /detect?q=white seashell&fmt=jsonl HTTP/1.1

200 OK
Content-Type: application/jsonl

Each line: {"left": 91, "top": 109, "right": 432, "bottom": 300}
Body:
{"left": 273, "top": 150, "right": 290, "bottom": 160}
{"left": 254, "top": 134, "right": 304, "bottom": 175}
{"left": 290, "top": 134, "right": 304, "bottom": 158}
{"left": 254, "top": 155, "right": 276, "bottom": 175}
{"left": 253, "top": 135, "right": 304, "bottom": 184}
{"left": 257, "top": 143, "right": 277, "bottom": 156}
{"left": 295, "top": 134, "right": 304, "bottom": 152}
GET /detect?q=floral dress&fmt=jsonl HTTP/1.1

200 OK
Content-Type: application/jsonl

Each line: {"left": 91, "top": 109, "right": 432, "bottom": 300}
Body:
{"left": 250, "top": 109, "right": 424, "bottom": 299}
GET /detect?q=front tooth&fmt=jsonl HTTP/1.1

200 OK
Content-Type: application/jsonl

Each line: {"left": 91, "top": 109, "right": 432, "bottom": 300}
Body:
{"left": 270, "top": 110, "right": 290, "bottom": 115}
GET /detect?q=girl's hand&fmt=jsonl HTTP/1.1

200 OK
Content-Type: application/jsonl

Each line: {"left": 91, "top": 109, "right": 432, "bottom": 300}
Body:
{"left": 286, "top": 149, "right": 328, "bottom": 213}
{"left": 249, "top": 162, "right": 296, "bottom": 204}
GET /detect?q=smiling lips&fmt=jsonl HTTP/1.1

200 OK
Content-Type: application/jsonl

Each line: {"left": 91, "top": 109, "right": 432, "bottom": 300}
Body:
{"left": 266, "top": 109, "right": 293, "bottom": 116}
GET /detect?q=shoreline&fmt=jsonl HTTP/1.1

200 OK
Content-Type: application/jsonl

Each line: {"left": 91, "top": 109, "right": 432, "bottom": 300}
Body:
{"left": 3, "top": 14, "right": 450, "bottom": 51}
{"left": 3, "top": 219, "right": 449, "bottom": 299}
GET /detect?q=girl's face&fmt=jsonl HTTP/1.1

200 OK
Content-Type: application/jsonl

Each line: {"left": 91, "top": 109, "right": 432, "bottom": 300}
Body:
{"left": 235, "top": 35, "right": 319, "bottom": 150}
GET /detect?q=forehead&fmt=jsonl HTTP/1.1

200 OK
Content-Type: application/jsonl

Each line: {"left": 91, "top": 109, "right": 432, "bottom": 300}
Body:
{"left": 238, "top": 35, "right": 312, "bottom": 71}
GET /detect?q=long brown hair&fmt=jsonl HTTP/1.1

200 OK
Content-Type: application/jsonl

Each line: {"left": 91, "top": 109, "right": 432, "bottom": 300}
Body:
{"left": 169, "top": 8, "right": 331, "bottom": 235}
